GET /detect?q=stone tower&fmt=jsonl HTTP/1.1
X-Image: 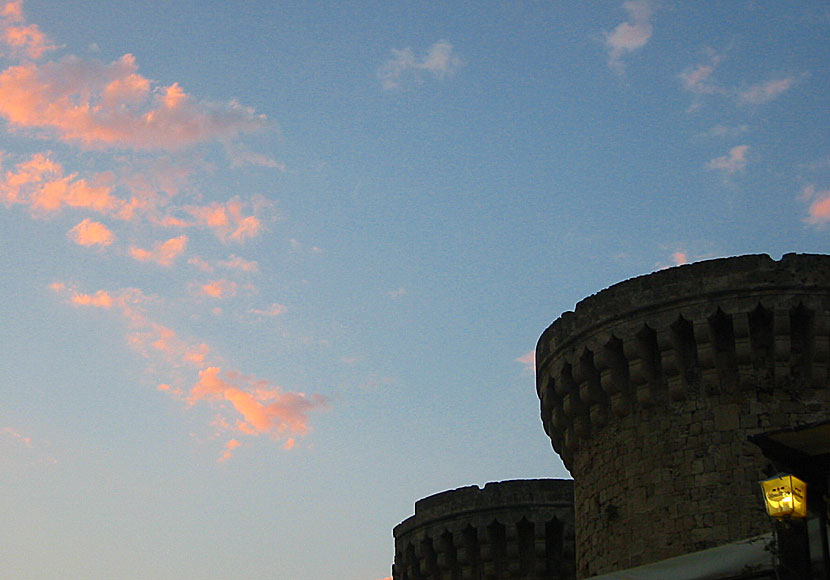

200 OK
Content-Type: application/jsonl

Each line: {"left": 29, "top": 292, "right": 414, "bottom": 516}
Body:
{"left": 393, "top": 479, "right": 575, "bottom": 580}
{"left": 534, "top": 253, "right": 830, "bottom": 578}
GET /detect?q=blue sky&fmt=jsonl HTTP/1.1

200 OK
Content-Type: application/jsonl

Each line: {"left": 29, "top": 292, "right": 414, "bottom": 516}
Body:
{"left": 0, "top": 1, "right": 828, "bottom": 579}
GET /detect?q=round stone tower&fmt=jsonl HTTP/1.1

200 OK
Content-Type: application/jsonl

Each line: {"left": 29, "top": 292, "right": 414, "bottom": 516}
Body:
{"left": 393, "top": 479, "right": 575, "bottom": 580}
{"left": 535, "top": 253, "right": 830, "bottom": 578}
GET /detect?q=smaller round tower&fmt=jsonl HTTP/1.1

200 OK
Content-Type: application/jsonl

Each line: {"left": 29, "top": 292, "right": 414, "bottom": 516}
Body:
{"left": 393, "top": 479, "right": 575, "bottom": 580}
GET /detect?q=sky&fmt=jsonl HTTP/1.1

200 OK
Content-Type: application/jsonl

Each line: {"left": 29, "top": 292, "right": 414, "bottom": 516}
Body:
{"left": 0, "top": 1, "right": 827, "bottom": 578}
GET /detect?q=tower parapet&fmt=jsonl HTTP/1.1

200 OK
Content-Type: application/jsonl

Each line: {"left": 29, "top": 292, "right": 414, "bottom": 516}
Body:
{"left": 393, "top": 479, "right": 575, "bottom": 580}
{"left": 535, "top": 253, "right": 830, "bottom": 577}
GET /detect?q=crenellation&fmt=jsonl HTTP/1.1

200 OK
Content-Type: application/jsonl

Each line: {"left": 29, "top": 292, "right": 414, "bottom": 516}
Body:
{"left": 393, "top": 480, "right": 575, "bottom": 580}
{"left": 535, "top": 253, "right": 830, "bottom": 578}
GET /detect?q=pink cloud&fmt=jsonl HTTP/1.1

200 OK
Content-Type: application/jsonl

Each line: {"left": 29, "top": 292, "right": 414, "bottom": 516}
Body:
{"left": 706, "top": 145, "right": 749, "bottom": 174}
{"left": 184, "top": 343, "right": 210, "bottom": 366}
{"left": 188, "top": 256, "right": 214, "bottom": 272}
{"left": 130, "top": 235, "right": 187, "bottom": 267}
{"left": 516, "top": 350, "right": 535, "bottom": 373}
{"left": 197, "top": 279, "right": 238, "bottom": 299}
{"left": 70, "top": 289, "right": 114, "bottom": 308}
{"left": 0, "top": 51, "right": 267, "bottom": 150}
{"left": 190, "top": 367, "right": 327, "bottom": 441}
{"left": 55, "top": 285, "right": 199, "bottom": 372}
{"left": 218, "top": 254, "right": 258, "bottom": 272}
{"left": 802, "top": 185, "right": 830, "bottom": 225}
{"left": 218, "top": 438, "right": 242, "bottom": 462}
{"left": 229, "top": 216, "right": 261, "bottom": 241}
{"left": 0, "top": 1, "right": 55, "bottom": 59}
{"left": 2, "top": 425, "right": 31, "bottom": 446}
{"left": 1, "top": 424, "right": 57, "bottom": 465}
{"left": 0, "top": 153, "right": 122, "bottom": 215}
{"left": 184, "top": 198, "right": 264, "bottom": 242}
{"left": 53, "top": 282, "right": 327, "bottom": 454}
{"left": 605, "top": 0, "right": 654, "bottom": 73}
{"left": 738, "top": 77, "right": 796, "bottom": 105}
{"left": 53, "top": 283, "right": 148, "bottom": 318}
{"left": 655, "top": 250, "right": 700, "bottom": 270}
{"left": 68, "top": 218, "right": 114, "bottom": 247}
{"left": 125, "top": 321, "right": 210, "bottom": 372}
{"left": 0, "top": 154, "right": 270, "bottom": 245}
{"left": 672, "top": 251, "right": 688, "bottom": 265}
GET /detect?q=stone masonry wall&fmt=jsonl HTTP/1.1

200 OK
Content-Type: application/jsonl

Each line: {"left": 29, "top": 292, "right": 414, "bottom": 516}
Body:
{"left": 393, "top": 479, "right": 575, "bottom": 580}
{"left": 535, "top": 253, "right": 830, "bottom": 578}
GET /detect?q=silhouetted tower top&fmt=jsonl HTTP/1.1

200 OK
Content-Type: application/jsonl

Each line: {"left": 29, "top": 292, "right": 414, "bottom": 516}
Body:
{"left": 393, "top": 479, "right": 575, "bottom": 580}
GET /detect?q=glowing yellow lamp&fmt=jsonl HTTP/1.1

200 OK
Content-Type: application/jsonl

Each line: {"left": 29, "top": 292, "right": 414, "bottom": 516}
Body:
{"left": 760, "top": 474, "right": 808, "bottom": 519}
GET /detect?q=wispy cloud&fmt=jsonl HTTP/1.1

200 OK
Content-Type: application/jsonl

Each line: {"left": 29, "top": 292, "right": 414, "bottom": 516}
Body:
{"left": 196, "top": 279, "right": 238, "bottom": 299}
{"left": 738, "top": 77, "right": 796, "bottom": 105}
{"left": 706, "top": 145, "right": 749, "bottom": 174}
{"left": 515, "top": 350, "right": 535, "bottom": 374}
{"left": 655, "top": 249, "right": 698, "bottom": 270}
{"left": 129, "top": 235, "right": 188, "bottom": 267}
{"left": 386, "top": 287, "right": 407, "bottom": 299}
{"left": 680, "top": 63, "right": 719, "bottom": 95}
{"left": 52, "top": 283, "right": 327, "bottom": 457}
{"left": 288, "top": 238, "right": 323, "bottom": 254}
{"left": 187, "top": 254, "right": 259, "bottom": 274}
{"left": 218, "top": 438, "right": 241, "bottom": 462}
{"left": 188, "top": 256, "right": 214, "bottom": 272}
{"left": 679, "top": 52, "right": 799, "bottom": 110}
{"left": 679, "top": 49, "right": 723, "bottom": 110}
{"left": 217, "top": 255, "right": 259, "bottom": 273}
{"left": 604, "top": 0, "right": 654, "bottom": 73}
{"left": 226, "top": 143, "right": 286, "bottom": 170}
{"left": 1, "top": 425, "right": 57, "bottom": 465}
{"left": 801, "top": 185, "right": 830, "bottom": 225}
{"left": 249, "top": 303, "right": 286, "bottom": 317}
{"left": 378, "top": 40, "right": 463, "bottom": 90}
{"left": 2, "top": 425, "right": 31, "bottom": 447}
{"left": 701, "top": 124, "right": 749, "bottom": 139}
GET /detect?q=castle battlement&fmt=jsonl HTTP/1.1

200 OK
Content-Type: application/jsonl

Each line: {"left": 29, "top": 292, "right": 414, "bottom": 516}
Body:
{"left": 535, "top": 253, "right": 830, "bottom": 577}
{"left": 393, "top": 479, "right": 575, "bottom": 580}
